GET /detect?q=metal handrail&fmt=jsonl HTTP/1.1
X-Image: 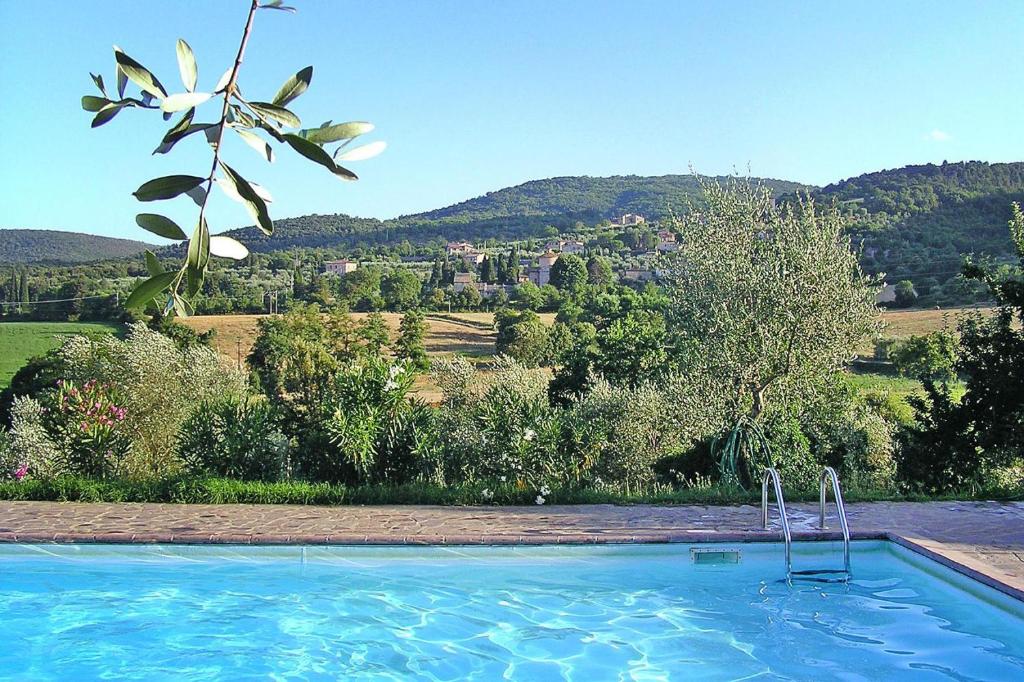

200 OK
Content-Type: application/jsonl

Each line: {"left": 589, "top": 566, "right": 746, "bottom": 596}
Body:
{"left": 761, "top": 467, "right": 792, "bottom": 576}
{"left": 818, "top": 466, "right": 851, "bottom": 573}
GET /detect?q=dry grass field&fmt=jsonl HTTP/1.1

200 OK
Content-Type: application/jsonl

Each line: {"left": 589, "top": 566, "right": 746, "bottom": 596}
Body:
{"left": 181, "top": 313, "right": 497, "bottom": 366}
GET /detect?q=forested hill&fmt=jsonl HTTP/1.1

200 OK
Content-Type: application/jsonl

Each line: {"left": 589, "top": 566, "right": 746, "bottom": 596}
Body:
{"left": 408, "top": 174, "right": 810, "bottom": 222}
{"left": 801, "top": 161, "right": 1024, "bottom": 283}
{"left": 0, "top": 229, "right": 150, "bottom": 264}
{"left": 224, "top": 174, "right": 809, "bottom": 252}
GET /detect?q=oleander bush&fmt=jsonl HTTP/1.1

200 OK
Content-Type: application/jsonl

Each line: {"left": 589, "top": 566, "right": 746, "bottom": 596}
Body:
{"left": 177, "top": 395, "right": 289, "bottom": 481}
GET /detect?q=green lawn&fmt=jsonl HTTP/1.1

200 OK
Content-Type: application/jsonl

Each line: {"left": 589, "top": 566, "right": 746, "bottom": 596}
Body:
{"left": 0, "top": 322, "right": 119, "bottom": 389}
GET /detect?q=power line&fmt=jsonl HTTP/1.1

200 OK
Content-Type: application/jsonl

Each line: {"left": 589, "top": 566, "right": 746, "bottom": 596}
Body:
{"left": 0, "top": 293, "right": 117, "bottom": 308}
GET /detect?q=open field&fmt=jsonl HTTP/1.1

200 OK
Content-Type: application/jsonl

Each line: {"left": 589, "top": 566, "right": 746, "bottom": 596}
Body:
{"left": 181, "top": 313, "right": 497, "bottom": 365}
{"left": 0, "top": 322, "right": 119, "bottom": 389}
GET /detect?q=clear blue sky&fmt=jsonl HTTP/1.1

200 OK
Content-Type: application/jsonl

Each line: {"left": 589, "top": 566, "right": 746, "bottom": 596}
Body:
{"left": 1, "top": 0, "right": 1022, "bottom": 240}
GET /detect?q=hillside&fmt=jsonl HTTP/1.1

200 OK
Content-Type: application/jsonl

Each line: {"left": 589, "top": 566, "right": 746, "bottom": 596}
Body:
{"left": 806, "top": 161, "right": 1024, "bottom": 284}
{"left": 225, "top": 174, "right": 810, "bottom": 253}
{"left": 409, "top": 174, "right": 810, "bottom": 222}
{"left": 0, "top": 229, "right": 150, "bottom": 264}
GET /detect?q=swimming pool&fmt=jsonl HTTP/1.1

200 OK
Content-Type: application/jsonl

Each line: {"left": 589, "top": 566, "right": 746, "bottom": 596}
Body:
{"left": 1, "top": 540, "right": 1021, "bottom": 680}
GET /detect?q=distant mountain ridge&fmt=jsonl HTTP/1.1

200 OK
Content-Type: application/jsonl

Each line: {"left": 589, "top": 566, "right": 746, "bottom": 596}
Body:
{"left": 0, "top": 229, "right": 151, "bottom": 265}
{"left": 6, "top": 163, "right": 1024, "bottom": 276}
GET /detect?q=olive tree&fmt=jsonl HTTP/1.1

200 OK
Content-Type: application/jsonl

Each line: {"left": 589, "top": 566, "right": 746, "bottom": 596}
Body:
{"left": 82, "top": 0, "right": 384, "bottom": 316}
{"left": 664, "top": 178, "right": 878, "bottom": 424}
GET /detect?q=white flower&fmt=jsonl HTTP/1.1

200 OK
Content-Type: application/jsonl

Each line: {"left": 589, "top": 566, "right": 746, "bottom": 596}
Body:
{"left": 389, "top": 364, "right": 402, "bottom": 378}
{"left": 535, "top": 495, "right": 546, "bottom": 505}
{"left": 499, "top": 475, "right": 506, "bottom": 482}
{"left": 523, "top": 429, "right": 536, "bottom": 442}
{"left": 540, "top": 485, "right": 551, "bottom": 496}
{"left": 384, "top": 379, "right": 398, "bottom": 391}
{"left": 482, "top": 489, "right": 493, "bottom": 501}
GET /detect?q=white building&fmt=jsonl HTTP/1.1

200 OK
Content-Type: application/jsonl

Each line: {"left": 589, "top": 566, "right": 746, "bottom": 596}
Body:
{"left": 610, "top": 213, "right": 646, "bottom": 227}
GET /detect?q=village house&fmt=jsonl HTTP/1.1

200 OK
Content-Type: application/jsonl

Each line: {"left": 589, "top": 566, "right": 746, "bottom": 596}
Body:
{"left": 544, "top": 238, "right": 586, "bottom": 255}
{"left": 445, "top": 241, "right": 474, "bottom": 256}
{"left": 452, "top": 272, "right": 476, "bottom": 293}
{"left": 622, "top": 267, "right": 655, "bottom": 283}
{"left": 462, "top": 251, "right": 486, "bottom": 266}
{"left": 324, "top": 259, "right": 358, "bottom": 275}
{"left": 527, "top": 251, "right": 559, "bottom": 286}
{"left": 609, "top": 213, "right": 646, "bottom": 227}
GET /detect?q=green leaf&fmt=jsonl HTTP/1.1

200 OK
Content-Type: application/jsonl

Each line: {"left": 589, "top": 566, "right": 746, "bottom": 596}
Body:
{"left": 91, "top": 102, "right": 125, "bottom": 128}
{"left": 125, "top": 271, "right": 177, "bottom": 309}
{"left": 81, "top": 95, "right": 110, "bottom": 112}
{"left": 283, "top": 134, "right": 358, "bottom": 181}
{"left": 176, "top": 39, "right": 198, "bottom": 92}
{"left": 227, "top": 105, "right": 257, "bottom": 128}
{"left": 161, "top": 92, "right": 210, "bottom": 112}
{"left": 133, "top": 175, "right": 205, "bottom": 202}
{"left": 260, "top": 1, "right": 297, "bottom": 12}
{"left": 172, "top": 292, "right": 195, "bottom": 318}
{"left": 136, "top": 213, "right": 188, "bottom": 240}
{"left": 114, "top": 47, "right": 168, "bottom": 99}
{"left": 187, "top": 218, "right": 210, "bottom": 270}
{"left": 233, "top": 127, "right": 275, "bottom": 162}
{"left": 272, "top": 66, "right": 312, "bottom": 107}
{"left": 219, "top": 162, "right": 274, "bottom": 235}
{"left": 248, "top": 101, "right": 300, "bottom": 128}
{"left": 153, "top": 123, "right": 214, "bottom": 154}
{"left": 90, "top": 73, "right": 107, "bottom": 97}
{"left": 301, "top": 121, "right": 374, "bottom": 145}
{"left": 185, "top": 262, "right": 204, "bottom": 298}
{"left": 144, "top": 250, "right": 164, "bottom": 276}
{"left": 210, "top": 235, "right": 250, "bottom": 260}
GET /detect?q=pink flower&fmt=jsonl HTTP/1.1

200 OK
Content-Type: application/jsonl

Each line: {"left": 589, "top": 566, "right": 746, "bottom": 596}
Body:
{"left": 80, "top": 421, "right": 89, "bottom": 431}
{"left": 14, "top": 465, "right": 28, "bottom": 481}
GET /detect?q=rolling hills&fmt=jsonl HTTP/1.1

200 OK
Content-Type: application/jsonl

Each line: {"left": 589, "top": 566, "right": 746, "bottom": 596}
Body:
{"left": 0, "top": 229, "right": 151, "bottom": 264}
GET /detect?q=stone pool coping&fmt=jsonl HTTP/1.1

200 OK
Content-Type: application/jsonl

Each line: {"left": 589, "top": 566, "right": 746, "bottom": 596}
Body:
{"left": 1, "top": 500, "right": 1022, "bottom": 602}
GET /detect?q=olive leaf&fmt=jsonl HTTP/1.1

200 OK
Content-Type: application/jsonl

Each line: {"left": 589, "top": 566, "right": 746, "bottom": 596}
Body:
{"left": 90, "top": 72, "right": 107, "bottom": 96}
{"left": 300, "top": 121, "right": 373, "bottom": 145}
{"left": 187, "top": 217, "right": 210, "bottom": 270}
{"left": 335, "top": 140, "right": 387, "bottom": 161}
{"left": 125, "top": 271, "right": 177, "bottom": 309}
{"left": 219, "top": 162, "right": 274, "bottom": 235}
{"left": 91, "top": 102, "right": 126, "bottom": 128}
{"left": 272, "top": 66, "right": 312, "bottom": 107}
{"left": 248, "top": 101, "right": 300, "bottom": 128}
{"left": 114, "top": 47, "right": 168, "bottom": 99}
{"left": 283, "top": 134, "right": 357, "bottom": 180}
{"left": 81, "top": 95, "right": 111, "bottom": 112}
{"left": 210, "top": 235, "right": 250, "bottom": 260}
{"left": 133, "top": 175, "right": 205, "bottom": 201}
{"left": 136, "top": 213, "right": 188, "bottom": 240}
{"left": 144, "top": 250, "right": 164, "bottom": 276}
{"left": 233, "top": 127, "right": 275, "bottom": 162}
{"left": 161, "top": 92, "right": 211, "bottom": 113}
{"left": 176, "top": 39, "right": 198, "bottom": 92}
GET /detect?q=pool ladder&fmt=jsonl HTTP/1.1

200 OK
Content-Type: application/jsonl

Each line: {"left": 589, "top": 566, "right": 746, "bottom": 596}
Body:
{"left": 761, "top": 466, "right": 851, "bottom": 580}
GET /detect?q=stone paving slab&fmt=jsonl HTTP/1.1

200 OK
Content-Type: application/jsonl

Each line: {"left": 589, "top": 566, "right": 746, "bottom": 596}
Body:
{"left": 0, "top": 500, "right": 1022, "bottom": 599}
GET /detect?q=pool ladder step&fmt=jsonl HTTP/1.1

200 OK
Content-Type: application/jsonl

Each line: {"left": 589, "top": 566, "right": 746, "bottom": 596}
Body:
{"left": 761, "top": 466, "right": 851, "bottom": 580}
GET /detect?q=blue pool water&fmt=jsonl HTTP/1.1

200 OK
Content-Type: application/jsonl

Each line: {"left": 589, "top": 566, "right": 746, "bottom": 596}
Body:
{"left": 1, "top": 541, "right": 1022, "bottom": 680}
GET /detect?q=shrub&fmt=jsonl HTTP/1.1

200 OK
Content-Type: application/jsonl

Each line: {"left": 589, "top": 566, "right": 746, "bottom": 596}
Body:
{"left": 177, "top": 396, "right": 288, "bottom": 481}
{"left": 300, "top": 358, "right": 435, "bottom": 485}
{"left": 58, "top": 323, "right": 246, "bottom": 477}
{"left": 432, "top": 355, "right": 563, "bottom": 487}
{"left": 46, "top": 379, "right": 131, "bottom": 479}
{"left": 6, "top": 396, "right": 60, "bottom": 479}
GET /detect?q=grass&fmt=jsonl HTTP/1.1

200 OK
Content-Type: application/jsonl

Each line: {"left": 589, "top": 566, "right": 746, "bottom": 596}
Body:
{"left": 0, "top": 476, "right": 1019, "bottom": 506}
{"left": 0, "top": 321, "right": 119, "bottom": 389}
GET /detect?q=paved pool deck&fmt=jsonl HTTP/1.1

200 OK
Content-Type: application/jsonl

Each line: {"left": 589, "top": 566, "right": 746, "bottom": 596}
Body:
{"left": 1, "top": 500, "right": 1022, "bottom": 600}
